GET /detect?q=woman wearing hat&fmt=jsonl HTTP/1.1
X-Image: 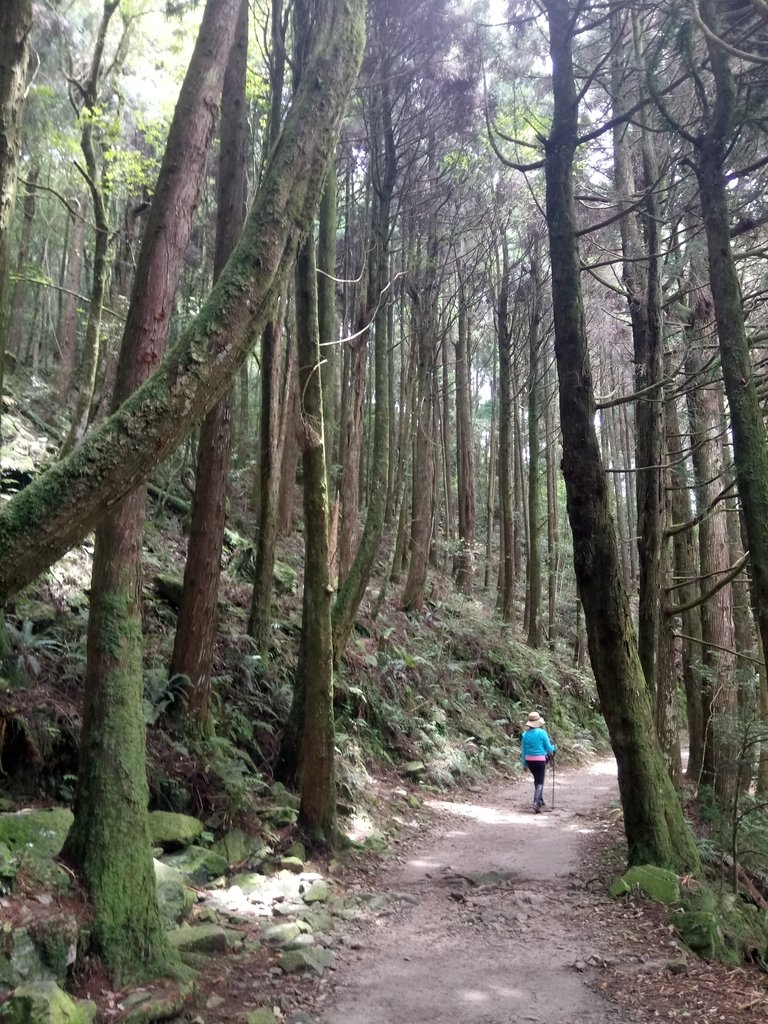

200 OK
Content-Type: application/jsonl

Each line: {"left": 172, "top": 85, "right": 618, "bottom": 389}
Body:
{"left": 521, "top": 711, "right": 556, "bottom": 812}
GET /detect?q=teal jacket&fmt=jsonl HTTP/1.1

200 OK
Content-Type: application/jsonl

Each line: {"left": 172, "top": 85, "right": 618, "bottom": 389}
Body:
{"left": 521, "top": 727, "right": 556, "bottom": 766}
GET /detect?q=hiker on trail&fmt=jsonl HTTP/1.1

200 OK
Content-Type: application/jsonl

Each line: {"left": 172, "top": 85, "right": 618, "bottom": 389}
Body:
{"left": 521, "top": 711, "right": 556, "bottom": 813}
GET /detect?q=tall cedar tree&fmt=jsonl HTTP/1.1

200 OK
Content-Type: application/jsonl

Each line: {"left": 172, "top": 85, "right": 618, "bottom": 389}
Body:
{"left": 170, "top": 0, "right": 249, "bottom": 733}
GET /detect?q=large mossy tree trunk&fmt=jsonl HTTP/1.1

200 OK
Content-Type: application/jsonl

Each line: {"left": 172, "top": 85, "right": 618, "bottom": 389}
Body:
{"left": 0, "top": 0, "right": 367, "bottom": 605}
{"left": 171, "top": 0, "right": 249, "bottom": 733}
{"left": 62, "top": 0, "right": 242, "bottom": 981}
{"left": 540, "top": 0, "right": 699, "bottom": 871}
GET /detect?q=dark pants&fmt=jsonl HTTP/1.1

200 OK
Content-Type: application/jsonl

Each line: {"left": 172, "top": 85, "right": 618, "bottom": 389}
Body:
{"left": 525, "top": 759, "right": 546, "bottom": 786}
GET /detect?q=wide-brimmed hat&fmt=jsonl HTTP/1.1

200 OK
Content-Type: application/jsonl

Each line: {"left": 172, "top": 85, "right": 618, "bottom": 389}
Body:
{"left": 524, "top": 711, "right": 545, "bottom": 730}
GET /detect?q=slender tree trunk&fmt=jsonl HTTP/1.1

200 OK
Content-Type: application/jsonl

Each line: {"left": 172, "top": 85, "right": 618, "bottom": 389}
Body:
{"left": 8, "top": 164, "right": 39, "bottom": 357}
{"left": 57, "top": 198, "right": 87, "bottom": 402}
{"left": 294, "top": 229, "right": 336, "bottom": 843}
{"left": 61, "top": 0, "right": 121, "bottom": 455}
{"left": 496, "top": 232, "right": 515, "bottom": 619}
{"left": 248, "top": 0, "right": 289, "bottom": 655}
{"left": 665, "top": 371, "right": 705, "bottom": 781}
{"left": 610, "top": 7, "right": 664, "bottom": 697}
{"left": 455, "top": 270, "right": 475, "bottom": 593}
{"left": 526, "top": 248, "right": 544, "bottom": 647}
{"left": 541, "top": 0, "right": 699, "bottom": 871}
{"left": 684, "top": 293, "right": 738, "bottom": 804}
{"left": 402, "top": 236, "right": 437, "bottom": 611}
{"left": 545, "top": 352, "right": 559, "bottom": 648}
{"left": 331, "top": 81, "right": 395, "bottom": 656}
{"left": 278, "top": 345, "right": 300, "bottom": 535}
{"left": 171, "top": 0, "right": 249, "bottom": 733}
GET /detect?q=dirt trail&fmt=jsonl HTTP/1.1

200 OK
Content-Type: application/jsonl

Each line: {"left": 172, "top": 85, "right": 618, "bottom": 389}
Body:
{"left": 320, "top": 758, "right": 640, "bottom": 1024}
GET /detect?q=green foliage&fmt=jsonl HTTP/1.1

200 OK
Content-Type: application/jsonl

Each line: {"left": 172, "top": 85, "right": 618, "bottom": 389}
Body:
{"left": 142, "top": 670, "right": 191, "bottom": 725}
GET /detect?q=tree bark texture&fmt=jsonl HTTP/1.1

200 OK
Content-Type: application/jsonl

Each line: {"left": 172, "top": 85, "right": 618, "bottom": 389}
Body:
{"left": 0, "top": 0, "right": 33, "bottom": 430}
{"left": 171, "top": 0, "right": 249, "bottom": 732}
{"left": 331, "top": 83, "right": 394, "bottom": 656}
{"left": 0, "top": 0, "right": 367, "bottom": 605}
{"left": 455, "top": 268, "right": 475, "bottom": 593}
{"left": 496, "top": 232, "right": 515, "bottom": 620}
{"left": 8, "top": 164, "right": 38, "bottom": 356}
{"left": 57, "top": 199, "right": 87, "bottom": 402}
{"left": 542, "top": 0, "right": 699, "bottom": 872}
{"left": 294, "top": 231, "right": 337, "bottom": 843}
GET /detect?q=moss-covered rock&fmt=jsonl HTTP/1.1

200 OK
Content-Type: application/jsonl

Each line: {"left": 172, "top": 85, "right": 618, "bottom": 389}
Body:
{"left": 0, "top": 980, "right": 96, "bottom": 1024}
{"left": 277, "top": 947, "right": 334, "bottom": 975}
{"left": 147, "top": 812, "right": 204, "bottom": 851}
{"left": 0, "top": 841, "right": 17, "bottom": 891}
{"left": 0, "top": 927, "right": 49, "bottom": 990}
{"left": 613, "top": 865, "right": 680, "bottom": 905}
{"left": 245, "top": 1009, "right": 278, "bottom": 1024}
{"left": 210, "top": 830, "right": 267, "bottom": 868}
{"left": 153, "top": 859, "right": 195, "bottom": 929}
{"left": 301, "top": 879, "right": 329, "bottom": 904}
{"left": 167, "top": 924, "right": 228, "bottom": 954}
{"left": 671, "top": 911, "right": 719, "bottom": 957}
{"left": 0, "top": 809, "right": 73, "bottom": 861}
{"left": 161, "top": 846, "right": 228, "bottom": 885}
{"left": 273, "top": 560, "right": 298, "bottom": 595}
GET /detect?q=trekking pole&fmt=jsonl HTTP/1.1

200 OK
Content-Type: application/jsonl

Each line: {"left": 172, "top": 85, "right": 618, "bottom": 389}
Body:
{"left": 551, "top": 752, "right": 556, "bottom": 810}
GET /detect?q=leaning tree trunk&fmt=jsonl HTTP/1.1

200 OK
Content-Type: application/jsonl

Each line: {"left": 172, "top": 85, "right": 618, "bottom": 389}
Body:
{"left": 0, "top": 0, "right": 366, "bottom": 608}
{"left": 171, "top": 0, "right": 249, "bottom": 734}
{"left": 540, "top": 0, "right": 699, "bottom": 872}
{"left": 61, "top": 0, "right": 243, "bottom": 981}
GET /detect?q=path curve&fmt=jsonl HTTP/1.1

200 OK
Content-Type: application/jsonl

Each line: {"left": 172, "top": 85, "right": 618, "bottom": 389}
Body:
{"left": 320, "top": 758, "right": 640, "bottom": 1024}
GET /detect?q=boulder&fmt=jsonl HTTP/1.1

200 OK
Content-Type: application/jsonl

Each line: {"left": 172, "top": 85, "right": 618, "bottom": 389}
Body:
{"left": 613, "top": 865, "right": 680, "bottom": 906}
{"left": 261, "top": 922, "right": 301, "bottom": 946}
{"left": 279, "top": 857, "right": 304, "bottom": 874}
{"left": 301, "top": 879, "right": 329, "bottom": 904}
{"left": 153, "top": 859, "right": 195, "bottom": 928}
{"left": 210, "top": 830, "right": 267, "bottom": 868}
{"left": 116, "top": 981, "right": 194, "bottom": 1024}
{"left": 0, "top": 928, "right": 49, "bottom": 990}
{"left": 245, "top": 1010, "right": 278, "bottom": 1024}
{"left": 671, "top": 911, "right": 719, "bottom": 956}
{"left": 147, "top": 812, "right": 204, "bottom": 851}
{"left": 161, "top": 846, "right": 228, "bottom": 885}
{"left": 0, "top": 841, "right": 17, "bottom": 892}
{"left": 0, "top": 810, "right": 73, "bottom": 860}
{"left": 167, "top": 924, "right": 229, "bottom": 955}
{"left": 0, "top": 980, "right": 96, "bottom": 1024}
{"left": 277, "top": 947, "right": 334, "bottom": 975}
